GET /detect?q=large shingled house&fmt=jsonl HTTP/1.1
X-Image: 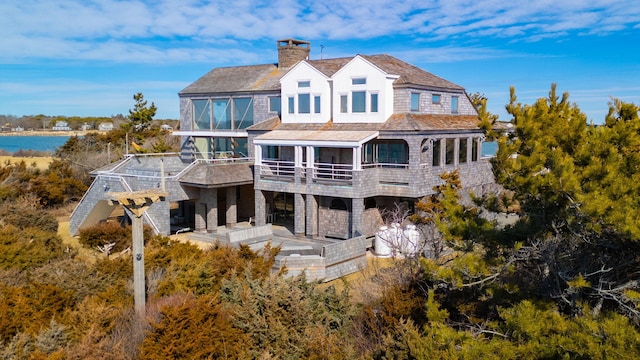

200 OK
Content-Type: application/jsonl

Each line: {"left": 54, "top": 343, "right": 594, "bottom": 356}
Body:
{"left": 69, "top": 39, "right": 495, "bottom": 279}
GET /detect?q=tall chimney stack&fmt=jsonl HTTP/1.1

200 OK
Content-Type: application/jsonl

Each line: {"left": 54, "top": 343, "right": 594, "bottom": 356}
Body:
{"left": 277, "top": 39, "right": 310, "bottom": 69}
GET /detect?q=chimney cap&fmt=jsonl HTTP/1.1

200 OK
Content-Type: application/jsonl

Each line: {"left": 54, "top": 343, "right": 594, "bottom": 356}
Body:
{"left": 277, "top": 39, "right": 310, "bottom": 48}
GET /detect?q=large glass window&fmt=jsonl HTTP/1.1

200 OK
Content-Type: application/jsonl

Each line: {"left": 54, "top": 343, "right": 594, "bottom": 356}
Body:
{"left": 314, "top": 95, "right": 321, "bottom": 114}
{"left": 233, "top": 138, "right": 248, "bottom": 157}
{"left": 432, "top": 139, "right": 441, "bottom": 166}
{"left": 298, "top": 93, "right": 310, "bottom": 114}
{"left": 269, "top": 96, "right": 281, "bottom": 114}
{"left": 213, "top": 137, "right": 248, "bottom": 157}
{"left": 459, "top": 138, "right": 467, "bottom": 164}
{"left": 233, "top": 98, "right": 253, "bottom": 129}
{"left": 451, "top": 96, "right": 459, "bottom": 114}
{"left": 411, "top": 93, "right": 420, "bottom": 112}
{"left": 370, "top": 93, "right": 378, "bottom": 113}
{"left": 352, "top": 91, "right": 366, "bottom": 113}
{"left": 213, "top": 99, "right": 231, "bottom": 130}
{"left": 193, "top": 97, "right": 254, "bottom": 131}
{"left": 445, "top": 138, "right": 455, "bottom": 165}
{"left": 363, "top": 140, "right": 409, "bottom": 165}
{"left": 194, "top": 137, "right": 213, "bottom": 159}
{"left": 190, "top": 98, "right": 253, "bottom": 159}
{"left": 193, "top": 99, "right": 211, "bottom": 130}
{"left": 340, "top": 95, "right": 347, "bottom": 113}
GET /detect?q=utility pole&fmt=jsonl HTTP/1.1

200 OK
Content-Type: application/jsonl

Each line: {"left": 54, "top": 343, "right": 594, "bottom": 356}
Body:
{"left": 109, "top": 190, "right": 167, "bottom": 318}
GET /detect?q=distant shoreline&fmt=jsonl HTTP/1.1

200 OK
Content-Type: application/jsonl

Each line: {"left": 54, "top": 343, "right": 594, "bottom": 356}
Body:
{"left": 0, "top": 130, "right": 92, "bottom": 137}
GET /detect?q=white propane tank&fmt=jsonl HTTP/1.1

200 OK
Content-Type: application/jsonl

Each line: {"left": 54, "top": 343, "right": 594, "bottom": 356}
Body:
{"left": 374, "top": 226, "right": 391, "bottom": 257}
{"left": 403, "top": 224, "right": 420, "bottom": 257}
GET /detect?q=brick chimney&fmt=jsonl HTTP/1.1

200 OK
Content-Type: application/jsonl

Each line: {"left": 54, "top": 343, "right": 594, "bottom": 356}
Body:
{"left": 277, "top": 39, "right": 310, "bottom": 68}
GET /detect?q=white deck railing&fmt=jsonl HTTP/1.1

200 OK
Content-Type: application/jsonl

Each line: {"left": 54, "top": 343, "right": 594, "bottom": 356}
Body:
{"left": 313, "top": 162, "right": 353, "bottom": 182}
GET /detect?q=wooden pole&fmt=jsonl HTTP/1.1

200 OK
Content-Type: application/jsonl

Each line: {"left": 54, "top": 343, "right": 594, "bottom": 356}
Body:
{"left": 109, "top": 190, "right": 167, "bottom": 320}
{"left": 131, "top": 213, "right": 145, "bottom": 318}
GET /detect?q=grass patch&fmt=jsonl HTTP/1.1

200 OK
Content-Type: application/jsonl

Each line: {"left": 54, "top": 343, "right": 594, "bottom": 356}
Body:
{"left": 0, "top": 155, "right": 53, "bottom": 171}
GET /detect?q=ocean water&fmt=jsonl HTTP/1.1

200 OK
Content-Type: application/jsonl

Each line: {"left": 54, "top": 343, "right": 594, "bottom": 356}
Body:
{"left": 482, "top": 141, "right": 497, "bottom": 157}
{"left": 0, "top": 135, "right": 498, "bottom": 156}
{"left": 0, "top": 135, "right": 71, "bottom": 153}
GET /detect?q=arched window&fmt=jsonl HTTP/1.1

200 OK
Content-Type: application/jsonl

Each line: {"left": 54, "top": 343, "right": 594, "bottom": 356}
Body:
{"left": 329, "top": 198, "right": 348, "bottom": 210}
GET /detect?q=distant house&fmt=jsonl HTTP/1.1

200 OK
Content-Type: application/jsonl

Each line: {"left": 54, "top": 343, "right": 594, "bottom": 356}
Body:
{"left": 160, "top": 124, "right": 173, "bottom": 131}
{"left": 98, "top": 122, "right": 114, "bottom": 131}
{"left": 81, "top": 123, "right": 92, "bottom": 131}
{"left": 52, "top": 121, "right": 71, "bottom": 131}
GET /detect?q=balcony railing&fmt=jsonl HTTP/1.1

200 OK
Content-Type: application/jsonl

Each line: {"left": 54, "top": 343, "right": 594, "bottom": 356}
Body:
{"left": 362, "top": 162, "right": 409, "bottom": 169}
{"left": 313, "top": 163, "right": 353, "bottom": 183}
{"left": 260, "top": 160, "right": 296, "bottom": 179}
{"left": 257, "top": 161, "right": 420, "bottom": 185}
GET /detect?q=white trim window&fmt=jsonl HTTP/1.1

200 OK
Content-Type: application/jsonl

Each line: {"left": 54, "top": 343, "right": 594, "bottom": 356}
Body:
{"left": 352, "top": 91, "right": 366, "bottom": 113}
{"left": 370, "top": 93, "right": 378, "bottom": 113}
{"left": 340, "top": 94, "right": 348, "bottom": 113}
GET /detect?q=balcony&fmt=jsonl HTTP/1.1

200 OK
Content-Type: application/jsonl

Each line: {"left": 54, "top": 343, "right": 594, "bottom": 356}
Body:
{"left": 258, "top": 160, "right": 412, "bottom": 185}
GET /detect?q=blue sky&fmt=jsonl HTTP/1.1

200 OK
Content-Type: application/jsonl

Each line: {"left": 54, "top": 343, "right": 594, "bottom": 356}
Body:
{"left": 1, "top": 0, "right": 639, "bottom": 123}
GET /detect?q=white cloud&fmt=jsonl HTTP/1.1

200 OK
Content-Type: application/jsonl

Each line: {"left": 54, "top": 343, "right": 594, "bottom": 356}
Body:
{"left": 2, "top": 0, "right": 639, "bottom": 64}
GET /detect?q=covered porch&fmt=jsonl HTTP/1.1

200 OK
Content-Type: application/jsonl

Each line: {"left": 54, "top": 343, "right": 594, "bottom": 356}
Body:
{"left": 253, "top": 129, "right": 413, "bottom": 184}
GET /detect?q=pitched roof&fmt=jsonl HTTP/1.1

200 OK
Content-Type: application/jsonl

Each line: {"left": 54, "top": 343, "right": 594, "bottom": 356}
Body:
{"left": 382, "top": 113, "right": 481, "bottom": 131}
{"left": 306, "top": 57, "right": 352, "bottom": 77}
{"left": 362, "top": 54, "right": 464, "bottom": 91}
{"left": 179, "top": 54, "right": 464, "bottom": 96}
{"left": 247, "top": 114, "right": 482, "bottom": 134}
{"left": 178, "top": 162, "right": 254, "bottom": 188}
{"left": 179, "top": 64, "right": 283, "bottom": 95}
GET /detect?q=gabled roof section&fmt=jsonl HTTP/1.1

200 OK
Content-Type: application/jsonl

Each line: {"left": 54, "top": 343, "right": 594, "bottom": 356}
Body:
{"left": 179, "top": 63, "right": 284, "bottom": 95}
{"left": 363, "top": 54, "right": 464, "bottom": 91}
{"left": 305, "top": 57, "right": 353, "bottom": 77}
{"left": 280, "top": 59, "right": 332, "bottom": 82}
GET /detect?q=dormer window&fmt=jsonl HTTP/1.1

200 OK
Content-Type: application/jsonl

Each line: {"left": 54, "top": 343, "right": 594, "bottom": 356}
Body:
{"left": 352, "top": 77, "right": 366, "bottom": 85}
{"left": 298, "top": 80, "right": 310, "bottom": 88}
{"left": 411, "top": 93, "right": 420, "bottom": 112}
{"left": 451, "top": 96, "right": 459, "bottom": 114}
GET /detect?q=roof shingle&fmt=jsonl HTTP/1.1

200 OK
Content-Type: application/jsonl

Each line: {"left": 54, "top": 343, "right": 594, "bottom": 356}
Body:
{"left": 179, "top": 53, "right": 465, "bottom": 96}
{"left": 247, "top": 114, "right": 482, "bottom": 134}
